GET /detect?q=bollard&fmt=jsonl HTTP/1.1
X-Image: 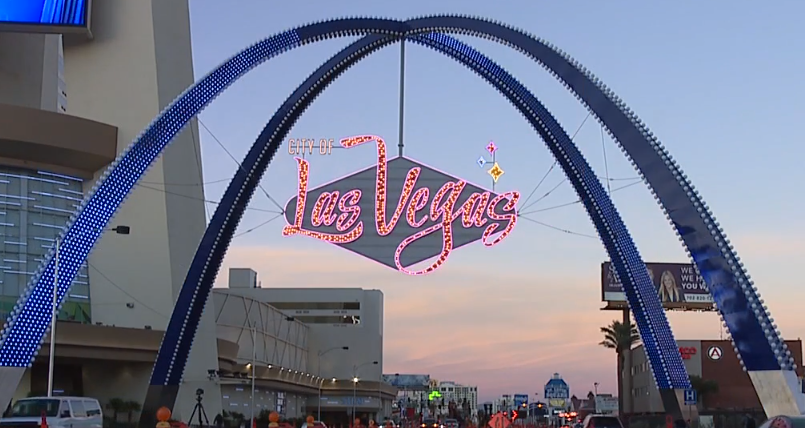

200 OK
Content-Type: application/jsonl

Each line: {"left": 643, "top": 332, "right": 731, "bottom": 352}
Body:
{"left": 156, "top": 407, "right": 172, "bottom": 428}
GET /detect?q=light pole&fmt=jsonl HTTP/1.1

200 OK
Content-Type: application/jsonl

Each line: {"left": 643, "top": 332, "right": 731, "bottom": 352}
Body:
{"left": 352, "top": 361, "right": 378, "bottom": 423}
{"left": 48, "top": 225, "right": 130, "bottom": 397}
{"left": 593, "top": 383, "right": 599, "bottom": 396}
{"left": 317, "top": 346, "right": 349, "bottom": 421}
{"left": 249, "top": 326, "right": 258, "bottom": 428}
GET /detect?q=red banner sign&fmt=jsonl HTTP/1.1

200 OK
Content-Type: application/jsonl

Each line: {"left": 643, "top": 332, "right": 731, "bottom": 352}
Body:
{"left": 679, "top": 347, "right": 697, "bottom": 360}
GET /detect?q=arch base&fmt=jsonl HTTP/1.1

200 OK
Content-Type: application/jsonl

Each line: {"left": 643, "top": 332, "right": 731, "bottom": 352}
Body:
{"left": 663, "top": 389, "right": 697, "bottom": 422}
{"left": 0, "top": 367, "right": 23, "bottom": 409}
{"left": 749, "top": 370, "right": 805, "bottom": 416}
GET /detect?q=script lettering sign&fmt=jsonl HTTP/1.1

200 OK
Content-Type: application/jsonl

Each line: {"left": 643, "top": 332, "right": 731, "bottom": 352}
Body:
{"left": 282, "top": 135, "right": 520, "bottom": 275}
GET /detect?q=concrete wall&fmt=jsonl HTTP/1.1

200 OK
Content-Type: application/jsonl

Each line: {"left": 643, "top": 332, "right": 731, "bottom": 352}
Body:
{"left": 0, "top": 32, "right": 61, "bottom": 111}
{"left": 220, "top": 383, "right": 307, "bottom": 418}
{"left": 220, "top": 283, "right": 384, "bottom": 383}
{"left": 212, "top": 292, "right": 309, "bottom": 372}
{"left": 60, "top": 0, "right": 219, "bottom": 419}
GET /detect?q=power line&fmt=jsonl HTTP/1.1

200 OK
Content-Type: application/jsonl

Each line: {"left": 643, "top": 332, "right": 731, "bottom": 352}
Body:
{"left": 197, "top": 118, "right": 285, "bottom": 214}
{"left": 516, "top": 215, "right": 598, "bottom": 239}
{"left": 84, "top": 212, "right": 285, "bottom": 324}
{"left": 517, "top": 180, "right": 641, "bottom": 216}
{"left": 136, "top": 183, "right": 282, "bottom": 215}
{"left": 87, "top": 262, "right": 169, "bottom": 320}
{"left": 232, "top": 212, "right": 285, "bottom": 238}
{"left": 519, "top": 112, "right": 590, "bottom": 209}
{"left": 600, "top": 125, "right": 612, "bottom": 196}
{"left": 140, "top": 177, "right": 231, "bottom": 186}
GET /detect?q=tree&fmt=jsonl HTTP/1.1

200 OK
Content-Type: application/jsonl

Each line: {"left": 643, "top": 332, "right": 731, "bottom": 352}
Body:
{"left": 107, "top": 398, "right": 126, "bottom": 422}
{"left": 689, "top": 375, "right": 718, "bottom": 409}
{"left": 599, "top": 319, "right": 640, "bottom": 416}
{"left": 123, "top": 401, "right": 142, "bottom": 423}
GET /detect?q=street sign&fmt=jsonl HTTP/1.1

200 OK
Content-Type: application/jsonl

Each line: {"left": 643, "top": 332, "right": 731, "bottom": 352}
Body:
{"left": 488, "top": 413, "right": 511, "bottom": 428}
{"left": 707, "top": 346, "right": 723, "bottom": 360}
{"left": 683, "top": 389, "right": 697, "bottom": 405}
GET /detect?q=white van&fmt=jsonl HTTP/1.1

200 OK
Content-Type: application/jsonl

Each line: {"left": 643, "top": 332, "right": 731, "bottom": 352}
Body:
{"left": 0, "top": 397, "right": 103, "bottom": 428}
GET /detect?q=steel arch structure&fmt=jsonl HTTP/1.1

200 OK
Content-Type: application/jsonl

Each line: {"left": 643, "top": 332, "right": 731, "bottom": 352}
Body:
{"left": 141, "top": 31, "right": 689, "bottom": 421}
{"left": 0, "top": 15, "right": 799, "bottom": 416}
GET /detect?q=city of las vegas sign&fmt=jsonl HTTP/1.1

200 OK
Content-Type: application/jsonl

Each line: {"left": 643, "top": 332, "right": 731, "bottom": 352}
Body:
{"left": 282, "top": 135, "right": 520, "bottom": 275}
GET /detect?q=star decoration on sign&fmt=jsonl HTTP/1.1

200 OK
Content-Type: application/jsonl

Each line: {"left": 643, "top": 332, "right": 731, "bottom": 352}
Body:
{"left": 476, "top": 156, "right": 487, "bottom": 168}
{"left": 486, "top": 141, "right": 498, "bottom": 155}
{"left": 488, "top": 162, "right": 504, "bottom": 183}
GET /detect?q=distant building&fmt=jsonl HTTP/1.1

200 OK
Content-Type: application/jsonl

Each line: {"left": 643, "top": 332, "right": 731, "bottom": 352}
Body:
{"left": 436, "top": 381, "right": 478, "bottom": 416}
{"left": 624, "top": 339, "right": 804, "bottom": 413}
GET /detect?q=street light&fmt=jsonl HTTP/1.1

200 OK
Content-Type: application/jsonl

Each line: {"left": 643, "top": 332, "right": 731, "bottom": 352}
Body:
{"left": 47, "top": 225, "right": 130, "bottom": 397}
{"left": 317, "top": 346, "right": 349, "bottom": 421}
{"left": 352, "top": 361, "right": 378, "bottom": 423}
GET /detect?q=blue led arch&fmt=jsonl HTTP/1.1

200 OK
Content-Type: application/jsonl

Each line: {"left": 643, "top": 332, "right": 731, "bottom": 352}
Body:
{"left": 0, "top": 15, "right": 787, "bottom": 414}
{"left": 138, "top": 32, "right": 689, "bottom": 425}
{"left": 147, "top": 29, "right": 690, "bottom": 394}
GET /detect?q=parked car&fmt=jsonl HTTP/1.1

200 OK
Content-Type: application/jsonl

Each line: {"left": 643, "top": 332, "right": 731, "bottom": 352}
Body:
{"left": 759, "top": 416, "right": 805, "bottom": 428}
{"left": 581, "top": 414, "right": 622, "bottom": 428}
{"left": 421, "top": 419, "right": 439, "bottom": 428}
{"left": 0, "top": 397, "right": 103, "bottom": 428}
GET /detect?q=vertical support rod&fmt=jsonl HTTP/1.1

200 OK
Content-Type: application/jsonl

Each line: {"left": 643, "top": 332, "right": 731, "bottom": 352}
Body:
{"left": 397, "top": 40, "right": 406, "bottom": 158}
{"left": 250, "top": 327, "right": 256, "bottom": 427}
{"left": 47, "top": 239, "right": 59, "bottom": 397}
{"left": 317, "top": 352, "right": 323, "bottom": 422}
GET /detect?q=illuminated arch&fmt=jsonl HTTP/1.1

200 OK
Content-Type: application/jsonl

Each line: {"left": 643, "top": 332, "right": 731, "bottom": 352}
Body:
{"left": 145, "top": 31, "right": 686, "bottom": 404}
{"left": 0, "top": 15, "right": 792, "bottom": 415}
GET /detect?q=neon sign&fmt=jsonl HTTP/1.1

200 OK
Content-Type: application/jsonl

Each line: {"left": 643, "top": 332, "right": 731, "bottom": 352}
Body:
{"left": 282, "top": 135, "right": 520, "bottom": 275}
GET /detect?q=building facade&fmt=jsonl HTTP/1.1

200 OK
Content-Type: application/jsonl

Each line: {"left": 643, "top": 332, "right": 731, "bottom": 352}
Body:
{"left": 625, "top": 339, "right": 804, "bottom": 413}
{"left": 0, "top": 0, "right": 220, "bottom": 419}
{"left": 221, "top": 268, "right": 392, "bottom": 423}
{"left": 0, "top": 3, "right": 395, "bottom": 425}
{"left": 435, "top": 381, "right": 478, "bottom": 417}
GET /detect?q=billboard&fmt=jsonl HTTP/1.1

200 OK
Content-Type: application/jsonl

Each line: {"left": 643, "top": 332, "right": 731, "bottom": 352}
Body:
{"left": 0, "top": 0, "right": 91, "bottom": 34}
{"left": 513, "top": 394, "right": 528, "bottom": 408}
{"left": 601, "top": 261, "right": 714, "bottom": 311}
{"left": 544, "top": 374, "right": 569, "bottom": 409}
{"left": 283, "top": 135, "right": 520, "bottom": 275}
{"left": 382, "top": 374, "right": 430, "bottom": 390}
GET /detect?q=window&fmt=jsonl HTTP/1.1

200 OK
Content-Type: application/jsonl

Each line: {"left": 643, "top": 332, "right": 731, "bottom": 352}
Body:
{"left": 83, "top": 400, "right": 101, "bottom": 416}
{"left": 9, "top": 399, "right": 60, "bottom": 417}
{"left": 270, "top": 302, "right": 360, "bottom": 310}
{"left": 294, "top": 315, "right": 361, "bottom": 324}
{"left": 69, "top": 400, "right": 87, "bottom": 417}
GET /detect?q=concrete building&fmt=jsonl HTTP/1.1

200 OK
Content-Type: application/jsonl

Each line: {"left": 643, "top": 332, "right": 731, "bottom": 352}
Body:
{"left": 221, "top": 268, "right": 394, "bottom": 423}
{"left": 0, "top": 0, "right": 220, "bottom": 420}
{"left": 435, "top": 381, "right": 478, "bottom": 416}
{"left": 624, "top": 340, "right": 804, "bottom": 413}
{"left": 0, "top": 2, "right": 395, "bottom": 425}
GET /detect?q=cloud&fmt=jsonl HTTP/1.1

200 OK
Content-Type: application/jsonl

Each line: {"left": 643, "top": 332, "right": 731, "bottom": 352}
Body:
{"left": 219, "top": 241, "right": 805, "bottom": 401}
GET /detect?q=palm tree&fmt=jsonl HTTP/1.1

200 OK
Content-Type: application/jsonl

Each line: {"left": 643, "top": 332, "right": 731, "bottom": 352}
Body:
{"left": 689, "top": 376, "right": 718, "bottom": 409}
{"left": 599, "top": 319, "right": 640, "bottom": 416}
{"left": 107, "top": 398, "right": 126, "bottom": 422}
{"left": 123, "top": 401, "right": 142, "bottom": 423}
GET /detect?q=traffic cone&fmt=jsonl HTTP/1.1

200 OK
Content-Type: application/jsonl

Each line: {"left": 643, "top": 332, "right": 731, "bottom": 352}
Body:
{"left": 40, "top": 410, "right": 48, "bottom": 428}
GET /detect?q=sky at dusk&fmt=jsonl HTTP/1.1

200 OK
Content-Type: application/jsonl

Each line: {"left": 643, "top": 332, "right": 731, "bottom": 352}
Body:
{"left": 186, "top": 0, "right": 805, "bottom": 401}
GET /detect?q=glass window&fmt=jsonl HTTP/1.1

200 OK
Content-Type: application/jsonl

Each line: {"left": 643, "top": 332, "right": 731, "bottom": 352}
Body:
{"left": 9, "top": 399, "right": 60, "bottom": 417}
{"left": 0, "top": 168, "right": 88, "bottom": 322}
{"left": 83, "top": 400, "right": 101, "bottom": 416}
{"left": 69, "top": 400, "right": 86, "bottom": 417}
{"left": 58, "top": 401, "right": 70, "bottom": 418}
